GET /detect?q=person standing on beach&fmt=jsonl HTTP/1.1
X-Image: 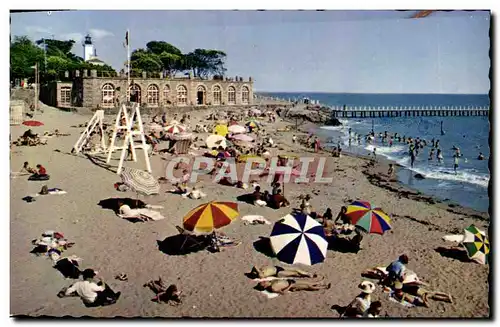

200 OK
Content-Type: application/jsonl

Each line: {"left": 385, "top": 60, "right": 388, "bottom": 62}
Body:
{"left": 314, "top": 137, "right": 320, "bottom": 153}
{"left": 435, "top": 139, "right": 440, "bottom": 149}
{"left": 428, "top": 148, "right": 435, "bottom": 161}
{"left": 410, "top": 150, "right": 416, "bottom": 168}
{"left": 453, "top": 154, "right": 459, "bottom": 174}
{"left": 372, "top": 148, "right": 377, "bottom": 161}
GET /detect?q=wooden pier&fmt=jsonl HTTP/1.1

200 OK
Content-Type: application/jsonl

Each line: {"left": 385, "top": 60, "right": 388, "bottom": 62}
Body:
{"left": 331, "top": 106, "right": 490, "bottom": 118}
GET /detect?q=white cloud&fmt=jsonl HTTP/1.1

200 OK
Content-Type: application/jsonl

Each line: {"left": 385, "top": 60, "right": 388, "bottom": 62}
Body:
{"left": 59, "top": 32, "right": 85, "bottom": 43}
{"left": 24, "top": 25, "right": 53, "bottom": 35}
{"left": 88, "top": 28, "right": 114, "bottom": 39}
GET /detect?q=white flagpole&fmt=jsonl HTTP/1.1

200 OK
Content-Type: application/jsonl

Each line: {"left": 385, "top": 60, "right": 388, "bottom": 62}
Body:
{"left": 127, "top": 29, "right": 130, "bottom": 92}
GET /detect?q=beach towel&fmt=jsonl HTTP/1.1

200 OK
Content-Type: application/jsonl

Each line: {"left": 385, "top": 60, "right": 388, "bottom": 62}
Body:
{"left": 241, "top": 215, "right": 271, "bottom": 225}
{"left": 388, "top": 291, "right": 415, "bottom": 308}
{"left": 443, "top": 234, "right": 465, "bottom": 242}
{"left": 254, "top": 200, "right": 267, "bottom": 207}
{"left": 118, "top": 204, "right": 165, "bottom": 221}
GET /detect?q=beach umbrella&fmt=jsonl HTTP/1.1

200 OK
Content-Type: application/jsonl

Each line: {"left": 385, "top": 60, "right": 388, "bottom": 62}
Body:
{"left": 206, "top": 134, "right": 227, "bottom": 149}
{"left": 462, "top": 225, "right": 490, "bottom": 265}
{"left": 183, "top": 201, "right": 239, "bottom": 234}
{"left": 228, "top": 125, "right": 247, "bottom": 134}
{"left": 345, "top": 200, "right": 392, "bottom": 235}
{"left": 164, "top": 123, "right": 186, "bottom": 134}
{"left": 231, "top": 134, "right": 254, "bottom": 142}
{"left": 246, "top": 120, "right": 260, "bottom": 129}
{"left": 269, "top": 212, "right": 328, "bottom": 265}
{"left": 23, "top": 120, "right": 44, "bottom": 127}
{"left": 120, "top": 167, "right": 160, "bottom": 196}
{"left": 213, "top": 124, "right": 229, "bottom": 137}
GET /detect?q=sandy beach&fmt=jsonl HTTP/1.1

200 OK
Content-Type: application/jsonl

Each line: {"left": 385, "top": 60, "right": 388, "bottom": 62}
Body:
{"left": 10, "top": 104, "right": 490, "bottom": 318}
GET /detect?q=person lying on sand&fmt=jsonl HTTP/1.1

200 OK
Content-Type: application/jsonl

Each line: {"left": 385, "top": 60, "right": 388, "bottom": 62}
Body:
{"left": 393, "top": 282, "right": 428, "bottom": 307}
{"left": 256, "top": 278, "right": 330, "bottom": 295}
{"left": 182, "top": 186, "right": 206, "bottom": 200}
{"left": 170, "top": 182, "right": 189, "bottom": 195}
{"left": 248, "top": 265, "right": 317, "bottom": 279}
{"left": 402, "top": 283, "right": 453, "bottom": 304}
{"left": 58, "top": 269, "right": 121, "bottom": 307}
{"left": 143, "top": 278, "right": 182, "bottom": 305}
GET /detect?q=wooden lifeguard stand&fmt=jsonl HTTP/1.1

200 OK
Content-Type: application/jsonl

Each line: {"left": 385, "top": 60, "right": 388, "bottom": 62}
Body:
{"left": 73, "top": 110, "right": 107, "bottom": 154}
{"left": 106, "top": 103, "right": 151, "bottom": 175}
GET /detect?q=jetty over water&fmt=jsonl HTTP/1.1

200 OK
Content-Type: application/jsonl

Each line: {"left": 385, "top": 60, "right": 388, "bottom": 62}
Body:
{"left": 331, "top": 105, "right": 490, "bottom": 118}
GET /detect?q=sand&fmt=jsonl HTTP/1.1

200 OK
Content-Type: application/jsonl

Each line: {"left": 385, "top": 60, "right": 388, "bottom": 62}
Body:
{"left": 10, "top": 104, "right": 490, "bottom": 318}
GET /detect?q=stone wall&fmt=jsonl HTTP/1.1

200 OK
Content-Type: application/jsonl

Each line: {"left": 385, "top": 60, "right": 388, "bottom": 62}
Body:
{"left": 46, "top": 70, "right": 254, "bottom": 111}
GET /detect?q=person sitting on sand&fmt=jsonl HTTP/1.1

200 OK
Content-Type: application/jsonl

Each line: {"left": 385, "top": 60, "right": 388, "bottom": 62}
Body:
{"left": 364, "top": 301, "right": 383, "bottom": 318}
{"left": 256, "top": 278, "right": 331, "bottom": 295}
{"left": 340, "top": 281, "right": 375, "bottom": 318}
{"left": 270, "top": 189, "right": 289, "bottom": 209}
{"left": 384, "top": 254, "right": 409, "bottom": 286}
{"left": 252, "top": 186, "right": 267, "bottom": 207}
{"left": 300, "top": 195, "right": 313, "bottom": 215}
{"left": 248, "top": 265, "right": 317, "bottom": 279}
{"left": 171, "top": 182, "right": 189, "bottom": 195}
{"left": 21, "top": 161, "right": 37, "bottom": 174}
{"left": 35, "top": 164, "right": 47, "bottom": 176}
{"left": 334, "top": 206, "right": 350, "bottom": 225}
{"left": 59, "top": 269, "right": 121, "bottom": 307}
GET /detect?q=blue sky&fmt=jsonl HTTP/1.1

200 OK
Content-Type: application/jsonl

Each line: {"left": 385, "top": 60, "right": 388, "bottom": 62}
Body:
{"left": 10, "top": 10, "right": 490, "bottom": 93}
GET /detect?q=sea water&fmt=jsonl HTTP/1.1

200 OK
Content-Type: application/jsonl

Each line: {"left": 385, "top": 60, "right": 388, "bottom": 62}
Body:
{"left": 258, "top": 92, "right": 491, "bottom": 212}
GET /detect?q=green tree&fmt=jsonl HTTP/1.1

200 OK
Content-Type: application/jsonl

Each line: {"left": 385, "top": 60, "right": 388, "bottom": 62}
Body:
{"left": 10, "top": 36, "right": 44, "bottom": 80}
{"left": 184, "top": 49, "right": 227, "bottom": 78}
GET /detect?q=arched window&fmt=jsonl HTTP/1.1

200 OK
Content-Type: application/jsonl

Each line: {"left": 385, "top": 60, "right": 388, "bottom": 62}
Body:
{"left": 147, "top": 84, "right": 159, "bottom": 107}
{"left": 101, "top": 83, "right": 114, "bottom": 108}
{"left": 163, "top": 85, "right": 171, "bottom": 105}
{"left": 127, "top": 84, "right": 141, "bottom": 103}
{"left": 177, "top": 85, "right": 188, "bottom": 106}
{"left": 196, "top": 85, "right": 206, "bottom": 105}
{"left": 241, "top": 86, "right": 250, "bottom": 104}
{"left": 212, "top": 85, "right": 221, "bottom": 105}
{"left": 227, "top": 86, "right": 236, "bottom": 105}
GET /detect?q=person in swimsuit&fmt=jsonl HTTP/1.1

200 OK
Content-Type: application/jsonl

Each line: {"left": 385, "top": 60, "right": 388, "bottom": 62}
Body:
{"left": 249, "top": 265, "right": 317, "bottom": 279}
{"left": 257, "top": 278, "right": 330, "bottom": 295}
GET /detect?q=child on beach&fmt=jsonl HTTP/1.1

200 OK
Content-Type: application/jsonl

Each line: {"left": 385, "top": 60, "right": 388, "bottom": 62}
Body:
{"left": 21, "top": 162, "right": 37, "bottom": 174}
{"left": 340, "top": 281, "right": 375, "bottom": 318}
{"left": 387, "top": 164, "right": 394, "bottom": 177}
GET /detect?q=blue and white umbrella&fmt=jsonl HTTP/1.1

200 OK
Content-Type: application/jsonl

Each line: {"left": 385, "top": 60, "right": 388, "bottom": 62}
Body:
{"left": 269, "top": 212, "right": 328, "bottom": 266}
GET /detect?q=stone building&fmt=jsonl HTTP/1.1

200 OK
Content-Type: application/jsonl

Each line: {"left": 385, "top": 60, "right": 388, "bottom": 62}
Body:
{"left": 41, "top": 69, "right": 254, "bottom": 110}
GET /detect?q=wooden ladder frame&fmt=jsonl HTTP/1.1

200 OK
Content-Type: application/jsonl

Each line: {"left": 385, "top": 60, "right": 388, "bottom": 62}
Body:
{"left": 73, "top": 110, "right": 106, "bottom": 154}
{"left": 106, "top": 103, "right": 152, "bottom": 174}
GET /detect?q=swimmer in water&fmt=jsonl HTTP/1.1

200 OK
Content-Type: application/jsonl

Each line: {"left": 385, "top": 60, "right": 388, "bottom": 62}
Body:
{"left": 478, "top": 152, "right": 485, "bottom": 160}
{"left": 453, "top": 154, "right": 459, "bottom": 174}
{"left": 428, "top": 148, "right": 435, "bottom": 161}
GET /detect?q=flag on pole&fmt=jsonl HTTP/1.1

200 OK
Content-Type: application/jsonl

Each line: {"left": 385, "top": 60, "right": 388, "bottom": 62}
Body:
{"left": 125, "top": 31, "right": 129, "bottom": 47}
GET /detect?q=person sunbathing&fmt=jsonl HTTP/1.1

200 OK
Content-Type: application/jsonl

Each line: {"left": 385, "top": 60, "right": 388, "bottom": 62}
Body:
{"left": 257, "top": 278, "right": 330, "bottom": 295}
{"left": 403, "top": 284, "right": 453, "bottom": 304}
{"left": 248, "top": 265, "right": 317, "bottom": 279}
{"left": 393, "top": 283, "right": 428, "bottom": 307}
{"left": 143, "top": 278, "right": 182, "bottom": 305}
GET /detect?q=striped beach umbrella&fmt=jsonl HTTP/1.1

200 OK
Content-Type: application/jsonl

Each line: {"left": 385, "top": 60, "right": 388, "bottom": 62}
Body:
{"left": 345, "top": 200, "right": 391, "bottom": 235}
{"left": 269, "top": 212, "right": 328, "bottom": 266}
{"left": 164, "top": 123, "right": 186, "bottom": 134}
{"left": 245, "top": 120, "right": 260, "bottom": 129}
{"left": 183, "top": 201, "right": 239, "bottom": 234}
{"left": 120, "top": 167, "right": 160, "bottom": 195}
{"left": 462, "top": 225, "right": 490, "bottom": 265}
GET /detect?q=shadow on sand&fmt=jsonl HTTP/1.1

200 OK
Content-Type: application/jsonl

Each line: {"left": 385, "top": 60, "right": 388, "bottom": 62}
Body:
{"left": 253, "top": 237, "right": 275, "bottom": 258}
{"left": 327, "top": 236, "right": 361, "bottom": 254}
{"left": 434, "top": 247, "right": 472, "bottom": 263}
{"left": 98, "top": 198, "right": 147, "bottom": 214}
{"left": 157, "top": 235, "right": 209, "bottom": 256}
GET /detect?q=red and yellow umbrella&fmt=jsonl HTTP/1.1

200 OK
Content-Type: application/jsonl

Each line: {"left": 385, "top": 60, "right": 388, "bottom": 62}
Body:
{"left": 345, "top": 200, "right": 392, "bottom": 235}
{"left": 183, "top": 201, "right": 239, "bottom": 234}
